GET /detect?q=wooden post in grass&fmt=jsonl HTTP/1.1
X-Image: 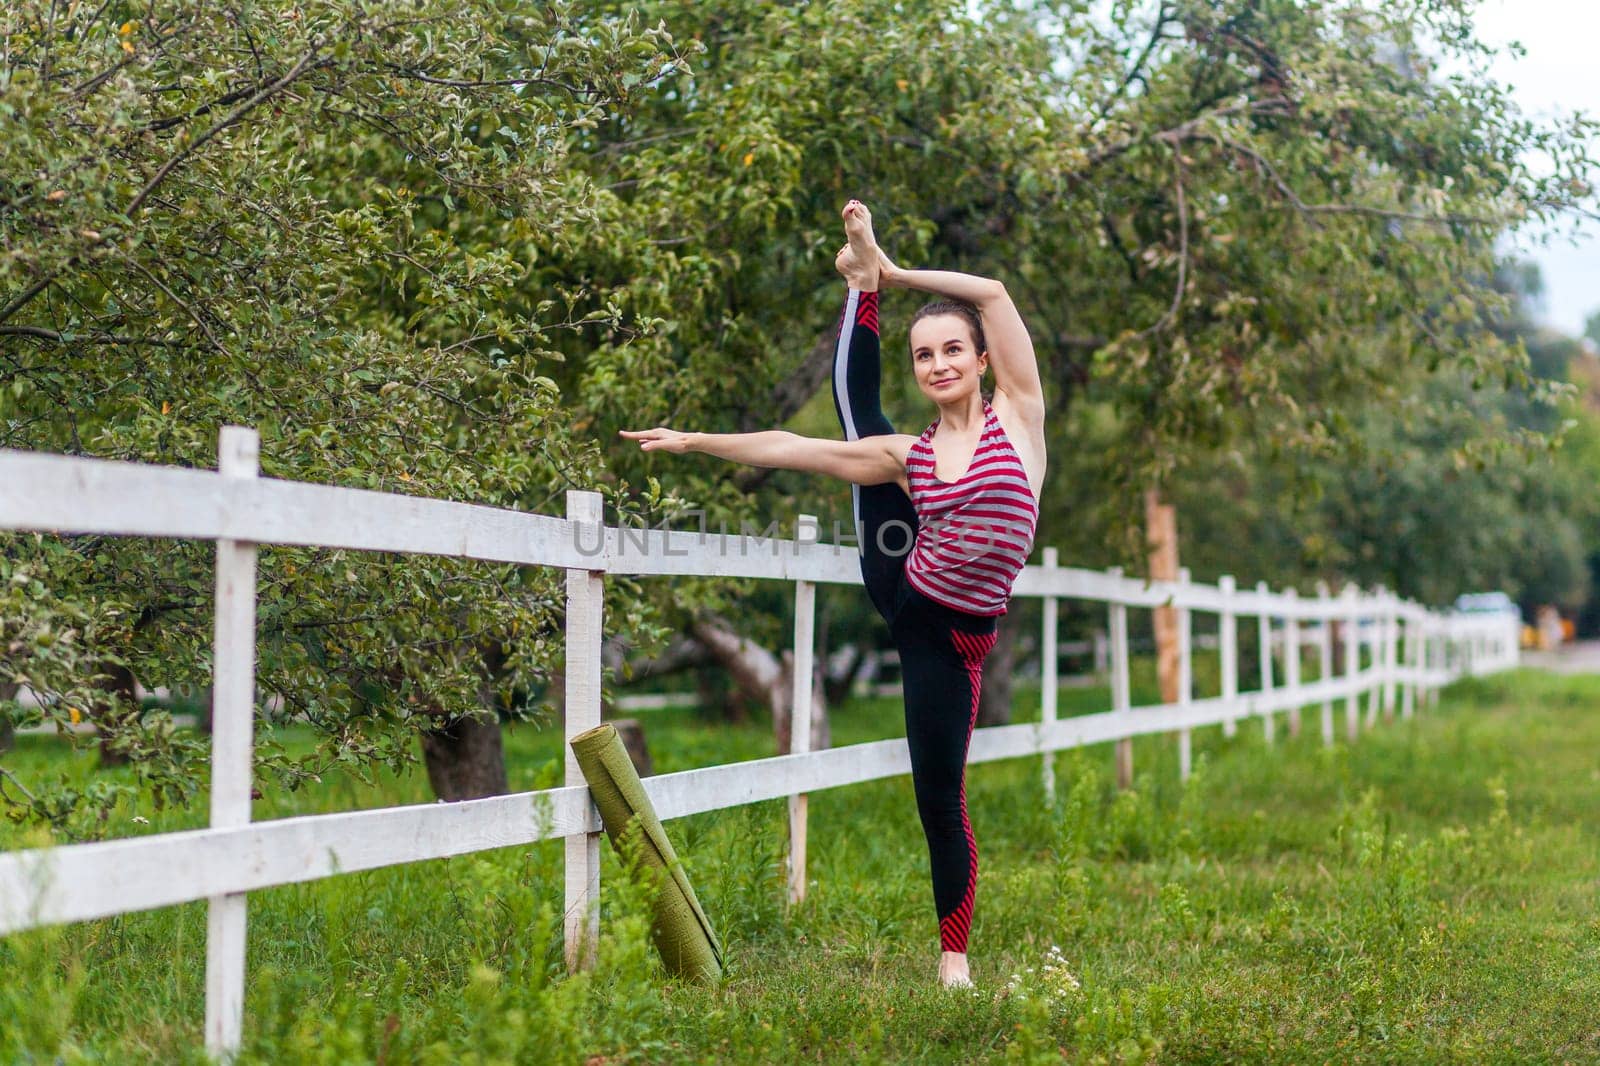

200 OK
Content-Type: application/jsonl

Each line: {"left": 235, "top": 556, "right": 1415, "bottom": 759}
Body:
{"left": 787, "top": 514, "right": 818, "bottom": 906}
{"left": 1177, "top": 567, "right": 1194, "bottom": 781}
{"left": 1433, "top": 614, "right": 1446, "bottom": 704}
{"left": 1040, "top": 547, "right": 1059, "bottom": 802}
{"left": 1383, "top": 589, "right": 1399, "bottom": 722}
{"left": 1284, "top": 587, "right": 1302, "bottom": 740}
{"left": 1146, "top": 489, "right": 1181, "bottom": 710}
{"left": 1401, "top": 607, "right": 1417, "bottom": 719}
{"left": 1344, "top": 584, "right": 1361, "bottom": 743}
{"left": 1364, "top": 586, "right": 1384, "bottom": 729}
{"left": 206, "top": 427, "right": 259, "bottom": 1060}
{"left": 564, "top": 490, "right": 605, "bottom": 971}
{"left": 1317, "top": 581, "right": 1335, "bottom": 748}
{"left": 1257, "top": 581, "right": 1275, "bottom": 746}
{"left": 1219, "top": 575, "right": 1238, "bottom": 738}
{"left": 1109, "top": 567, "right": 1133, "bottom": 788}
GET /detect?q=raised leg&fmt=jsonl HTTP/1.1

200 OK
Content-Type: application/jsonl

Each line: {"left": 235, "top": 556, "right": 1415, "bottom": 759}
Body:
{"left": 831, "top": 286, "right": 918, "bottom": 622}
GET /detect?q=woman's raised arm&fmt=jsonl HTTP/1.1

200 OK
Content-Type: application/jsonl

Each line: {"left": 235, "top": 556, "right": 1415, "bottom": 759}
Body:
{"left": 838, "top": 201, "right": 1043, "bottom": 422}
{"left": 881, "top": 255, "right": 1045, "bottom": 421}
{"left": 620, "top": 427, "right": 913, "bottom": 488}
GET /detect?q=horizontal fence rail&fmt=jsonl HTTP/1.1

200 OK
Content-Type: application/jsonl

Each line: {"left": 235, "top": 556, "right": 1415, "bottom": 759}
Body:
{"left": 0, "top": 438, "right": 1519, "bottom": 1058}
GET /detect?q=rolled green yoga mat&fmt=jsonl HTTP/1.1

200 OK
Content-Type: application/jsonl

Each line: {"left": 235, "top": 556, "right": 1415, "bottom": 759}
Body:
{"left": 569, "top": 723, "right": 724, "bottom": 981}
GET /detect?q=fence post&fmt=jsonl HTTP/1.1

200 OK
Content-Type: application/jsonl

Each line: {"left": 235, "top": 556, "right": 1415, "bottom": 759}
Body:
{"left": 1446, "top": 617, "right": 1459, "bottom": 694}
{"left": 1344, "top": 585, "right": 1361, "bottom": 743}
{"left": 564, "top": 490, "right": 605, "bottom": 971}
{"left": 1257, "top": 580, "right": 1275, "bottom": 746}
{"left": 788, "top": 514, "right": 818, "bottom": 906}
{"left": 1401, "top": 606, "right": 1416, "bottom": 719}
{"left": 1383, "top": 590, "right": 1399, "bottom": 722}
{"left": 1177, "top": 567, "right": 1193, "bottom": 781}
{"left": 1284, "top": 587, "right": 1302, "bottom": 740}
{"left": 1422, "top": 617, "right": 1436, "bottom": 707}
{"left": 1365, "top": 587, "right": 1384, "bottom": 729}
{"left": 205, "top": 426, "right": 259, "bottom": 1060}
{"left": 1109, "top": 567, "right": 1133, "bottom": 789}
{"left": 1040, "top": 547, "right": 1059, "bottom": 802}
{"left": 1219, "top": 575, "right": 1238, "bottom": 738}
{"left": 1424, "top": 611, "right": 1436, "bottom": 700}
{"left": 1316, "top": 580, "right": 1334, "bottom": 747}
{"left": 1093, "top": 629, "right": 1109, "bottom": 677}
{"left": 1448, "top": 621, "right": 1459, "bottom": 681}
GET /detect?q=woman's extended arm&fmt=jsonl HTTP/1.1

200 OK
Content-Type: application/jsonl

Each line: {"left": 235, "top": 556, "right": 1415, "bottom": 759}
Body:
{"left": 621, "top": 427, "right": 912, "bottom": 488}
{"left": 881, "top": 255, "right": 1045, "bottom": 419}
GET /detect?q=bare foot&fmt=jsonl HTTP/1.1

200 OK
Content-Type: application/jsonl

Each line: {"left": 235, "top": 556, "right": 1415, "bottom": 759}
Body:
{"left": 837, "top": 199, "right": 880, "bottom": 291}
{"left": 938, "top": 950, "right": 973, "bottom": 989}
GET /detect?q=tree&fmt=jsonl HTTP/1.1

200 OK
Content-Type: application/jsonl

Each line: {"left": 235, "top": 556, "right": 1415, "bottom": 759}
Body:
{"left": 564, "top": 0, "right": 1593, "bottom": 721}
{"left": 1, "top": 1, "right": 690, "bottom": 827}
{"left": 1170, "top": 261, "right": 1598, "bottom": 615}
{"left": 5, "top": 0, "right": 1594, "bottom": 827}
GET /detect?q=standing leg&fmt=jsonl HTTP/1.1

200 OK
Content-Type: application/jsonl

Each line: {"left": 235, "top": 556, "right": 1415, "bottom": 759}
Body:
{"left": 832, "top": 286, "right": 918, "bottom": 623}
{"left": 895, "top": 602, "right": 998, "bottom": 979}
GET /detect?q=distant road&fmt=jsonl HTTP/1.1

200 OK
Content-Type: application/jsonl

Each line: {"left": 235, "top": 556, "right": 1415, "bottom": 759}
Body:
{"left": 1521, "top": 640, "right": 1600, "bottom": 674}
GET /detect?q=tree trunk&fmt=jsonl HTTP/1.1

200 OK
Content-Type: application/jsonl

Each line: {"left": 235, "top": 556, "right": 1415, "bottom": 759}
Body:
{"left": 608, "top": 633, "right": 711, "bottom": 685}
{"left": 690, "top": 616, "right": 828, "bottom": 753}
{"left": 612, "top": 717, "right": 654, "bottom": 777}
{"left": 695, "top": 662, "right": 750, "bottom": 723}
{"left": 977, "top": 611, "right": 1025, "bottom": 726}
{"left": 198, "top": 685, "right": 215, "bottom": 735}
{"left": 0, "top": 682, "right": 16, "bottom": 753}
{"left": 416, "top": 643, "right": 510, "bottom": 802}
{"left": 420, "top": 712, "right": 509, "bottom": 800}
{"left": 1146, "top": 487, "right": 1181, "bottom": 704}
{"left": 822, "top": 643, "right": 863, "bottom": 707}
{"left": 94, "top": 662, "right": 140, "bottom": 768}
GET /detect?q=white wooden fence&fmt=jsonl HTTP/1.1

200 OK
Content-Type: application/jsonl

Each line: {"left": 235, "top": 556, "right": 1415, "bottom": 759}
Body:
{"left": 0, "top": 431, "right": 1519, "bottom": 1058}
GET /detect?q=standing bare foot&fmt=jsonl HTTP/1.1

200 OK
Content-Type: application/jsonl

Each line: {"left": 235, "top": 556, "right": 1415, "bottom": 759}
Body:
{"left": 939, "top": 950, "right": 973, "bottom": 989}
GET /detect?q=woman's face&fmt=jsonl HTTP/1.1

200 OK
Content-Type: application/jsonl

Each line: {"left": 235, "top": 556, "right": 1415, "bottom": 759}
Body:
{"left": 909, "top": 314, "right": 988, "bottom": 405}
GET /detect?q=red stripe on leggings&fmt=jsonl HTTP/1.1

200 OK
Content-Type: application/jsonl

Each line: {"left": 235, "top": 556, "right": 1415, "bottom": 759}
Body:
{"left": 940, "top": 627, "right": 997, "bottom": 952}
{"left": 856, "top": 290, "right": 880, "bottom": 333}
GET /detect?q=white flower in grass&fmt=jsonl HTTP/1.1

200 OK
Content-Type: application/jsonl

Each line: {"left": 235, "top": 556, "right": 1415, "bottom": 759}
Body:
{"left": 1039, "top": 944, "right": 1082, "bottom": 1001}
{"left": 996, "top": 945, "right": 1081, "bottom": 1010}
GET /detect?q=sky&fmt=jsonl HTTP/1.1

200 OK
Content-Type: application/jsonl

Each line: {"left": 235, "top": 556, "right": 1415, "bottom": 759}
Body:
{"left": 1468, "top": 1, "right": 1600, "bottom": 339}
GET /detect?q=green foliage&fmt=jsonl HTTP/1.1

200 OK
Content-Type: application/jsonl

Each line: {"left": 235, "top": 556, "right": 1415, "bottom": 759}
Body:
{"left": 4, "top": 0, "right": 1597, "bottom": 826}
{"left": 1170, "top": 262, "right": 1600, "bottom": 612}
{"left": 0, "top": 0, "right": 692, "bottom": 823}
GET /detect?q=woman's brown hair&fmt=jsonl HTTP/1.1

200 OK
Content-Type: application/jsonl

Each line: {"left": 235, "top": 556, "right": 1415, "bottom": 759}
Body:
{"left": 907, "top": 299, "right": 987, "bottom": 359}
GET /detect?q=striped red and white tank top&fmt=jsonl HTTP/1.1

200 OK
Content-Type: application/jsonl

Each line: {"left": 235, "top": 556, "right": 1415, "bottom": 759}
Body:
{"left": 904, "top": 401, "right": 1039, "bottom": 616}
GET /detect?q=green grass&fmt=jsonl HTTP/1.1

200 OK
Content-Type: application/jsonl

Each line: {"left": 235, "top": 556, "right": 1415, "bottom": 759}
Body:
{"left": 4, "top": 668, "right": 1600, "bottom": 1063}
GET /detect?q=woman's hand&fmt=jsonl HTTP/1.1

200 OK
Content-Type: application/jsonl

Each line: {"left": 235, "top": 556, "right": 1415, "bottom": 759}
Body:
{"left": 619, "top": 427, "right": 695, "bottom": 454}
{"left": 876, "top": 247, "right": 903, "bottom": 289}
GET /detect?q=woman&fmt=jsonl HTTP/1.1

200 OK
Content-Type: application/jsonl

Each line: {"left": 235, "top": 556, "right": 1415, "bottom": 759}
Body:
{"left": 622, "top": 201, "right": 1046, "bottom": 987}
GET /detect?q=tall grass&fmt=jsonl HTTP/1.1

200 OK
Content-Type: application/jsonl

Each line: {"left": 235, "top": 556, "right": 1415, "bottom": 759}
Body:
{"left": 3, "top": 669, "right": 1598, "bottom": 1062}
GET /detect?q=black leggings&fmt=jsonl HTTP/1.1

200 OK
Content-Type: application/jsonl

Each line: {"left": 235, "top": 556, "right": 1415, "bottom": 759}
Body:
{"left": 830, "top": 287, "right": 999, "bottom": 954}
